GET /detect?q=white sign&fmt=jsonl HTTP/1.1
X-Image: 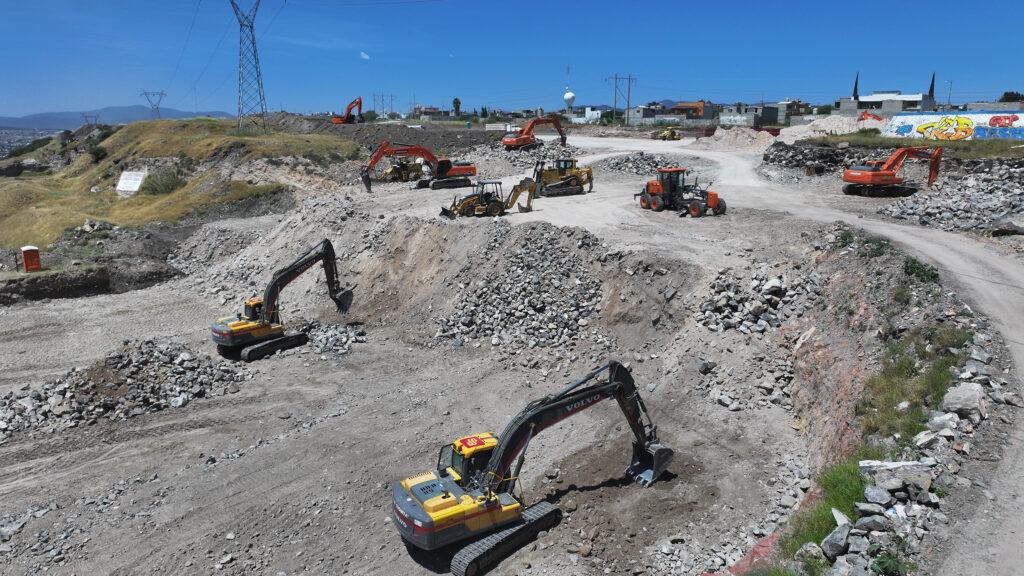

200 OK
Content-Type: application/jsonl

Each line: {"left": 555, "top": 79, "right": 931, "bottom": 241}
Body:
{"left": 116, "top": 171, "right": 147, "bottom": 197}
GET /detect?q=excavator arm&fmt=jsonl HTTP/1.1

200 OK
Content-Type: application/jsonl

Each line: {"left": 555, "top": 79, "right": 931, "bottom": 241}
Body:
{"left": 880, "top": 146, "right": 943, "bottom": 187}
{"left": 361, "top": 141, "right": 439, "bottom": 191}
{"left": 332, "top": 96, "right": 364, "bottom": 124}
{"left": 503, "top": 114, "right": 568, "bottom": 149}
{"left": 480, "top": 361, "right": 673, "bottom": 493}
{"left": 260, "top": 239, "right": 349, "bottom": 325}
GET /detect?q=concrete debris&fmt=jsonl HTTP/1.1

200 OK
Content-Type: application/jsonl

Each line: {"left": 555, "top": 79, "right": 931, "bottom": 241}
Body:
{"left": 696, "top": 268, "right": 821, "bottom": 333}
{"left": 594, "top": 152, "right": 675, "bottom": 175}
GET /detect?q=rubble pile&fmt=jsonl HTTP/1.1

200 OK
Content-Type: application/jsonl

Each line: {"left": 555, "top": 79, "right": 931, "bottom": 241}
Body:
{"left": 0, "top": 340, "right": 252, "bottom": 441}
{"left": 594, "top": 152, "right": 674, "bottom": 175}
{"left": 470, "top": 141, "right": 587, "bottom": 170}
{"left": 301, "top": 320, "right": 367, "bottom": 359}
{"left": 696, "top": 268, "right": 823, "bottom": 333}
{"left": 435, "top": 222, "right": 603, "bottom": 350}
{"left": 880, "top": 166, "right": 1024, "bottom": 233}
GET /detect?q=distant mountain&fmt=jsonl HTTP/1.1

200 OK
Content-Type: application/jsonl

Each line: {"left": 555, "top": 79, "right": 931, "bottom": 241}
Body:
{"left": 0, "top": 105, "right": 232, "bottom": 130}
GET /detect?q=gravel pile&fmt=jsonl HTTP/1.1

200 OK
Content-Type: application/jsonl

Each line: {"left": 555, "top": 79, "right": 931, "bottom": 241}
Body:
{"left": 777, "top": 115, "right": 883, "bottom": 144}
{"left": 693, "top": 127, "right": 777, "bottom": 152}
{"left": 0, "top": 340, "right": 252, "bottom": 440}
{"left": 470, "top": 141, "right": 587, "bottom": 170}
{"left": 301, "top": 320, "right": 367, "bottom": 359}
{"left": 696, "top": 268, "right": 823, "bottom": 333}
{"left": 594, "top": 152, "right": 674, "bottom": 175}
{"left": 435, "top": 222, "right": 603, "bottom": 350}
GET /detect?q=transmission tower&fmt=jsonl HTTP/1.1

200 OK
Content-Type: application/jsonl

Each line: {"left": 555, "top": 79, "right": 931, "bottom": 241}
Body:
{"left": 230, "top": 0, "right": 268, "bottom": 130}
{"left": 81, "top": 113, "right": 100, "bottom": 125}
{"left": 141, "top": 90, "right": 167, "bottom": 119}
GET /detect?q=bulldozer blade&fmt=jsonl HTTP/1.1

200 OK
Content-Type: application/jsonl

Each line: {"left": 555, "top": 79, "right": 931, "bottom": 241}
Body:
{"left": 517, "top": 203, "right": 532, "bottom": 213}
{"left": 626, "top": 441, "right": 674, "bottom": 487}
{"left": 439, "top": 207, "right": 457, "bottom": 220}
{"left": 361, "top": 173, "right": 373, "bottom": 193}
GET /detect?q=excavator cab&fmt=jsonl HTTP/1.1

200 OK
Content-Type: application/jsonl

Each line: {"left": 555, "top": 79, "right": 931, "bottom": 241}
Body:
{"left": 242, "top": 298, "right": 264, "bottom": 321}
{"left": 438, "top": 433, "right": 499, "bottom": 484}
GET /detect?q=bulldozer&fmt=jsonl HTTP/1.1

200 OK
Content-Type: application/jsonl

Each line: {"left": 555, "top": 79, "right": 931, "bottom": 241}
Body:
{"left": 842, "top": 146, "right": 942, "bottom": 197}
{"left": 440, "top": 179, "right": 535, "bottom": 219}
{"left": 210, "top": 239, "right": 352, "bottom": 362}
{"left": 536, "top": 158, "right": 593, "bottom": 196}
{"left": 654, "top": 128, "right": 682, "bottom": 141}
{"left": 392, "top": 361, "right": 673, "bottom": 576}
{"left": 637, "top": 168, "right": 726, "bottom": 217}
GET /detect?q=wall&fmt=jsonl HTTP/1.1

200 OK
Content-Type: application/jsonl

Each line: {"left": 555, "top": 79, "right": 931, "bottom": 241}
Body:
{"left": 883, "top": 111, "right": 1024, "bottom": 140}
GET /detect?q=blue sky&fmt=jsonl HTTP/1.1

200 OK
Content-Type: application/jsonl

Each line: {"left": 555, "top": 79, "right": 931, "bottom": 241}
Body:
{"left": 0, "top": 0, "right": 1019, "bottom": 117}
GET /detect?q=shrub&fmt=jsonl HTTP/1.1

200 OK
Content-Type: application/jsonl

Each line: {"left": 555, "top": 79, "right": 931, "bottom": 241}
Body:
{"left": 139, "top": 166, "right": 186, "bottom": 195}
{"left": 863, "top": 236, "right": 890, "bottom": 258}
{"left": 836, "top": 230, "right": 854, "bottom": 247}
{"left": 780, "top": 461, "right": 864, "bottom": 556}
{"left": 88, "top": 145, "right": 108, "bottom": 163}
{"left": 5, "top": 136, "right": 52, "bottom": 159}
{"left": 903, "top": 257, "right": 939, "bottom": 283}
{"left": 892, "top": 285, "right": 911, "bottom": 306}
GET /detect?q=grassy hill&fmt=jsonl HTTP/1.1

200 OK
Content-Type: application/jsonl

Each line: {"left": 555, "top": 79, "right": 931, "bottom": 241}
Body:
{"left": 0, "top": 118, "right": 358, "bottom": 248}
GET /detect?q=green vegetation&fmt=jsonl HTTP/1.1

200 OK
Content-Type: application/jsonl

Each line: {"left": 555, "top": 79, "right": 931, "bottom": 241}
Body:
{"left": 998, "top": 91, "right": 1023, "bottom": 103}
{"left": 871, "top": 549, "right": 914, "bottom": 576}
{"left": 139, "top": 166, "right": 186, "bottom": 195}
{"left": 5, "top": 136, "right": 53, "bottom": 159}
{"left": 837, "top": 230, "right": 854, "bottom": 247}
{"left": 809, "top": 132, "right": 1024, "bottom": 159}
{"left": 863, "top": 236, "right": 890, "bottom": 258}
{"left": 903, "top": 257, "right": 939, "bottom": 283}
{"left": 0, "top": 117, "right": 358, "bottom": 248}
{"left": 780, "top": 460, "right": 865, "bottom": 557}
{"left": 857, "top": 328, "right": 969, "bottom": 439}
{"left": 87, "top": 145, "right": 108, "bottom": 163}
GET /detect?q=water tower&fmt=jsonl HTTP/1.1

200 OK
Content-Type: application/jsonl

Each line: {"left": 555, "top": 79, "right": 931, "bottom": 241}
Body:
{"left": 564, "top": 87, "right": 575, "bottom": 115}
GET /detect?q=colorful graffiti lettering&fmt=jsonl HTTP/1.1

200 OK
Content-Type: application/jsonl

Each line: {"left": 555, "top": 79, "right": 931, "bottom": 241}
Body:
{"left": 895, "top": 124, "right": 913, "bottom": 136}
{"left": 916, "top": 116, "right": 974, "bottom": 140}
{"left": 989, "top": 115, "right": 1020, "bottom": 127}
{"left": 973, "top": 126, "right": 1024, "bottom": 140}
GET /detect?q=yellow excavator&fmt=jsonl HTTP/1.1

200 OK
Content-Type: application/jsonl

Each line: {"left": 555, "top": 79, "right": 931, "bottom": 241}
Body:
{"left": 210, "top": 239, "right": 352, "bottom": 361}
{"left": 440, "top": 177, "right": 536, "bottom": 219}
{"left": 392, "top": 361, "right": 673, "bottom": 576}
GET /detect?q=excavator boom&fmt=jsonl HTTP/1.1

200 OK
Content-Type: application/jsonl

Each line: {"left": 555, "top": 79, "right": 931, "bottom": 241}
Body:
{"left": 361, "top": 141, "right": 475, "bottom": 192}
{"left": 331, "top": 96, "right": 364, "bottom": 124}
{"left": 842, "top": 146, "right": 942, "bottom": 196}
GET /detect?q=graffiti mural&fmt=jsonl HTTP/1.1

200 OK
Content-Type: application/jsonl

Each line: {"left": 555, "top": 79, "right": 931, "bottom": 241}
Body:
{"left": 883, "top": 111, "right": 1024, "bottom": 141}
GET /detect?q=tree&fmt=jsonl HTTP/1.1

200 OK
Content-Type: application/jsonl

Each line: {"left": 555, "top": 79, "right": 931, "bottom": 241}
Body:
{"left": 480, "top": 106, "right": 488, "bottom": 118}
{"left": 452, "top": 97, "right": 461, "bottom": 116}
{"left": 362, "top": 110, "right": 379, "bottom": 122}
{"left": 998, "top": 91, "right": 1024, "bottom": 102}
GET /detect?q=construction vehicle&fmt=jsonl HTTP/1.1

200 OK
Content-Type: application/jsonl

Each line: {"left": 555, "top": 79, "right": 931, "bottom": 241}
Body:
{"left": 637, "top": 168, "right": 726, "bottom": 217}
{"left": 361, "top": 141, "right": 476, "bottom": 192}
{"left": 654, "top": 128, "right": 682, "bottom": 141}
{"left": 842, "top": 146, "right": 942, "bottom": 196}
{"left": 210, "top": 239, "right": 351, "bottom": 362}
{"left": 331, "top": 96, "right": 364, "bottom": 124}
{"left": 858, "top": 110, "right": 883, "bottom": 122}
{"left": 381, "top": 160, "right": 424, "bottom": 183}
{"left": 501, "top": 113, "right": 567, "bottom": 150}
{"left": 536, "top": 158, "right": 593, "bottom": 196}
{"left": 440, "top": 179, "right": 535, "bottom": 219}
{"left": 392, "top": 361, "right": 673, "bottom": 576}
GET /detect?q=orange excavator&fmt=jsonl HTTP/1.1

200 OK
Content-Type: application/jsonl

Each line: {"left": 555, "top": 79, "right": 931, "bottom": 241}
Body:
{"left": 842, "top": 146, "right": 942, "bottom": 196}
{"left": 331, "top": 97, "right": 364, "bottom": 124}
{"left": 502, "top": 113, "right": 567, "bottom": 150}
{"left": 360, "top": 141, "right": 476, "bottom": 192}
{"left": 858, "top": 110, "right": 883, "bottom": 122}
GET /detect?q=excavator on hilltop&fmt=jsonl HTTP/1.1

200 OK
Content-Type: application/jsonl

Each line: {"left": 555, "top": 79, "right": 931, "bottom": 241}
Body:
{"left": 842, "top": 146, "right": 942, "bottom": 196}
{"left": 502, "top": 113, "right": 567, "bottom": 150}
{"left": 392, "top": 361, "right": 673, "bottom": 576}
{"left": 360, "top": 141, "right": 476, "bottom": 192}
{"left": 331, "top": 96, "right": 364, "bottom": 124}
{"left": 210, "top": 239, "right": 352, "bottom": 361}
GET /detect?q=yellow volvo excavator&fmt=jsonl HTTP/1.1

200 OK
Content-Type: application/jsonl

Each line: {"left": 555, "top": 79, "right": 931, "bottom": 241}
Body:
{"left": 210, "top": 239, "right": 352, "bottom": 361}
{"left": 392, "top": 361, "right": 673, "bottom": 576}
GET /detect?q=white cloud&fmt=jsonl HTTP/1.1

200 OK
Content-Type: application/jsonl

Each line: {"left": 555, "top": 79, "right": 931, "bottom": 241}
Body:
{"left": 360, "top": 51, "right": 370, "bottom": 60}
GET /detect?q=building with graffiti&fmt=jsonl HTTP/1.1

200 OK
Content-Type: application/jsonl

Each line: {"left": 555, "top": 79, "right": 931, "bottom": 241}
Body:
{"left": 883, "top": 111, "right": 1024, "bottom": 141}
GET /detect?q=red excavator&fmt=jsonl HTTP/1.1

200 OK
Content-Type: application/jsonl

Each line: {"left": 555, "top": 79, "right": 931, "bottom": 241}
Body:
{"left": 858, "top": 110, "right": 883, "bottom": 122}
{"left": 360, "top": 141, "right": 476, "bottom": 192}
{"left": 502, "top": 113, "right": 568, "bottom": 150}
{"left": 842, "top": 146, "right": 942, "bottom": 196}
{"left": 331, "top": 97, "right": 364, "bottom": 124}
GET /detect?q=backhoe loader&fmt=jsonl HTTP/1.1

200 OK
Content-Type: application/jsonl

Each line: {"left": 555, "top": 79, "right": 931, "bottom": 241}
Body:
{"left": 439, "top": 179, "right": 535, "bottom": 219}
{"left": 210, "top": 239, "right": 352, "bottom": 361}
{"left": 392, "top": 361, "right": 673, "bottom": 576}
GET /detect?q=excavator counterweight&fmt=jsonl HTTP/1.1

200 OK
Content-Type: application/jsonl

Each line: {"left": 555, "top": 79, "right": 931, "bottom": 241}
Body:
{"left": 392, "top": 361, "right": 672, "bottom": 575}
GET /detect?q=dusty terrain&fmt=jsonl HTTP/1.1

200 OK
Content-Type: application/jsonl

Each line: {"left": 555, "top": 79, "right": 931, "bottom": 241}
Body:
{"left": 1, "top": 132, "right": 1023, "bottom": 576}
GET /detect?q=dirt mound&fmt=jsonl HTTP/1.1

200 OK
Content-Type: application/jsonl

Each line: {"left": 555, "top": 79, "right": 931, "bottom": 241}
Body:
{"left": 693, "top": 127, "right": 777, "bottom": 152}
{"left": 0, "top": 266, "right": 111, "bottom": 305}
{"left": 269, "top": 112, "right": 496, "bottom": 152}
{"left": 778, "top": 116, "right": 884, "bottom": 144}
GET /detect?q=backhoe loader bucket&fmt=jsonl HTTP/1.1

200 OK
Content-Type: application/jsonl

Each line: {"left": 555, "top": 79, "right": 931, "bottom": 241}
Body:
{"left": 517, "top": 203, "right": 532, "bottom": 213}
{"left": 626, "top": 441, "right": 674, "bottom": 487}
{"left": 440, "top": 206, "right": 457, "bottom": 220}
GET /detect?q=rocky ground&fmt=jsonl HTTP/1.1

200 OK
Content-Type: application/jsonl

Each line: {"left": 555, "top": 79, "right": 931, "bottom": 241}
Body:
{"left": 1, "top": 132, "right": 1023, "bottom": 576}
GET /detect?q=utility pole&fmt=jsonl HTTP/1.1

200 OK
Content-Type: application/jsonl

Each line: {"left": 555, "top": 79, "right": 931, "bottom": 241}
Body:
{"left": 946, "top": 80, "right": 953, "bottom": 109}
{"left": 230, "top": 0, "right": 268, "bottom": 131}
{"left": 606, "top": 74, "right": 636, "bottom": 125}
{"left": 141, "top": 90, "right": 167, "bottom": 119}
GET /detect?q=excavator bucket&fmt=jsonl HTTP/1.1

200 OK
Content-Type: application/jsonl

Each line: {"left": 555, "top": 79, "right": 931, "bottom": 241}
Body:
{"left": 331, "top": 287, "right": 354, "bottom": 313}
{"left": 361, "top": 171, "right": 373, "bottom": 193}
{"left": 627, "top": 441, "right": 674, "bottom": 487}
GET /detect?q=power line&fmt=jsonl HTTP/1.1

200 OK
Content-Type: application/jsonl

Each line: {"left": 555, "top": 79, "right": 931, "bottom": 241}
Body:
{"left": 605, "top": 74, "right": 636, "bottom": 124}
{"left": 166, "top": 0, "right": 204, "bottom": 94}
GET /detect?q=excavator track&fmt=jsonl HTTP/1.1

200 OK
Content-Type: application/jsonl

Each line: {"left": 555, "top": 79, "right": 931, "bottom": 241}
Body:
{"left": 429, "top": 177, "right": 473, "bottom": 190}
{"left": 450, "top": 501, "right": 561, "bottom": 576}
{"left": 240, "top": 332, "right": 309, "bottom": 362}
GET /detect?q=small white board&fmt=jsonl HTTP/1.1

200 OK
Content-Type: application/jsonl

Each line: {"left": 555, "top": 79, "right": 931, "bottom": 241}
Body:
{"left": 116, "top": 170, "right": 147, "bottom": 197}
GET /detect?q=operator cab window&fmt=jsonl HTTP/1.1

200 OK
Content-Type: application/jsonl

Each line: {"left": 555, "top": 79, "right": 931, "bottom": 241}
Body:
{"left": 438, "top": 444, "right": 466, "bottom": 479}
